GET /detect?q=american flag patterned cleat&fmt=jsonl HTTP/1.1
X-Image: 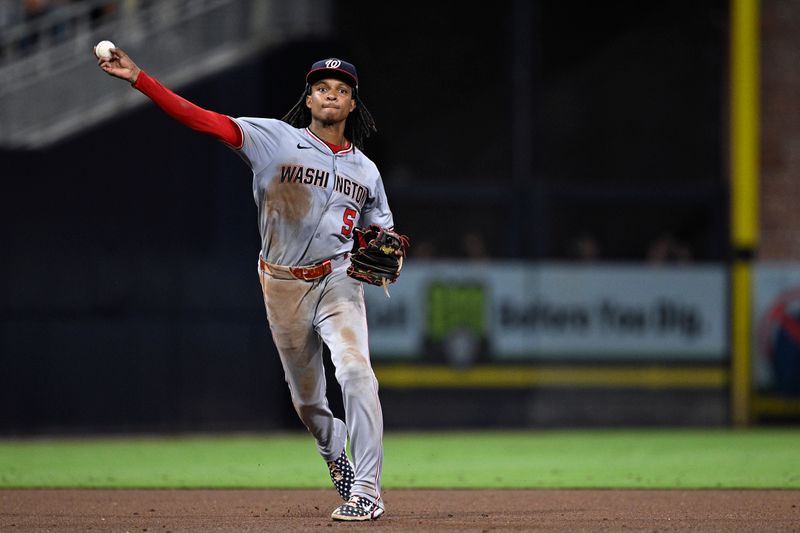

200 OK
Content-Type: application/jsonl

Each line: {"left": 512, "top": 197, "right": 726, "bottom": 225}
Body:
{"left": 327, "top": 449, "right": 354, "bottom": 501}
{"left": 331, "top": 495, "right": 385, "bottom": 521}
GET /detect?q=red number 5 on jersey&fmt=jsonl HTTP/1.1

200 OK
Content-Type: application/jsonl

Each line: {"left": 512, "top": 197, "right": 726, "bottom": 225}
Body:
{"left": 341, "top": 208, "right": 357, "bottom": 236}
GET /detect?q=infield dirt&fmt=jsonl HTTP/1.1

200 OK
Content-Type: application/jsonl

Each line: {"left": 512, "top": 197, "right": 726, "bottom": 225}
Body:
{"left": 2, "top": 488, "right": 799, "bottom": 532}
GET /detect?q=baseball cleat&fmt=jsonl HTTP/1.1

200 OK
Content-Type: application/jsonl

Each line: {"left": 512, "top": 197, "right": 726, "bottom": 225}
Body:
{"left": 331, "top": 495, "right": 384, "bottom": 521}
{"left": 327, "top": 449, "right": 354, "bottom": 501}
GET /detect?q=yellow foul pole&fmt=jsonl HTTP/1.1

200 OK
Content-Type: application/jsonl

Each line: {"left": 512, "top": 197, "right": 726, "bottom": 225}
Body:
{"left": 729, "top": 0, "right": 760, "bottom": 427}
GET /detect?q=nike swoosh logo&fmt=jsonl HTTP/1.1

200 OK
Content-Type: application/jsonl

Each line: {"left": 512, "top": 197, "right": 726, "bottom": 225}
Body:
{"left": 297, "top": 143, "right": 312, "bottom": 149}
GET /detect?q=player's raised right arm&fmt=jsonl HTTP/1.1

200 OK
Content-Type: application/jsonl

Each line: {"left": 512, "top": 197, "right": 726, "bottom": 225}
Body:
{"left": 96, "top": 48, "right": 242, "bottom": 148}
{"left": 98, "top": 47, "right": 140, "bottom": 83}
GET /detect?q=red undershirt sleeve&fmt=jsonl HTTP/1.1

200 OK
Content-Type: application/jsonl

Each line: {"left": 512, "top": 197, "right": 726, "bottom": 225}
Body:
{"left": 132, "top": 70, "right": 243, "bottom": 149}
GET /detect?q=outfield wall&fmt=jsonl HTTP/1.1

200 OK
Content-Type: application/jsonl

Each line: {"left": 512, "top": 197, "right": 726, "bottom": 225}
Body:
{"left": 5, "top": 259, "right": 800, "bottom": 433}
{"left": 364, "top": 262, "right": 727, "bottom": 362}
{"left": 367, "top": 262, "right": 731, "bottom": 429}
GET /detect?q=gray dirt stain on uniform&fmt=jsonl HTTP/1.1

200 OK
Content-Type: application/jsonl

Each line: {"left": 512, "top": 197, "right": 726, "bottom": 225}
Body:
{"left": 341, "top": 327, "right": 357, "bottom": 345}
{"left": 340, "top": 327, "right": 367, "bottom": 367}
{"left": 264, "top": 277, "right": 303, "bottom": 317}
{"left": 298, "top": 366, "right": 318, "bottom": 399}
{"left": 262, "top": 277, "right": 315, "bottom": 354}
{"left": 266, "top": 175, "right": 311, "bottom": 223}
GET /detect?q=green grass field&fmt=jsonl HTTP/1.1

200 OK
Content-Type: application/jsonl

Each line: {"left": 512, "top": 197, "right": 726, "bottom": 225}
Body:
{"left": 1, "top": 429, "right": 798, "bottom": 489}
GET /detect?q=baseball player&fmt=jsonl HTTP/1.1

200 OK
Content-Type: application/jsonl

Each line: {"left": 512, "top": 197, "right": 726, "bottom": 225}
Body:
{"left": 98, "top": 49, "right": 404, "bottom": 521}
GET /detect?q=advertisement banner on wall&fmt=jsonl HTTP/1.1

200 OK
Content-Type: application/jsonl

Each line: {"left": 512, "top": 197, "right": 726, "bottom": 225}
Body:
{"left": 753, "top": 264, "right": 800, "bottom": 394}
{"left": 363, "top": 261, "right": 728, "bottom": 362}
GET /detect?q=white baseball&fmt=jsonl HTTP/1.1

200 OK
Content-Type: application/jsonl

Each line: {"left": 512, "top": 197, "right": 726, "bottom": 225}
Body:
{"left": 94, "top": 40, "right": 115, "bottom": 60}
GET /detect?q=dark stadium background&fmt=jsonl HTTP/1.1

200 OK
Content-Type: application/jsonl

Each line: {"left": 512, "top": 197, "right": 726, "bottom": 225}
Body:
{"left": 0, "top": 1, "right": 730, "bottom": 434}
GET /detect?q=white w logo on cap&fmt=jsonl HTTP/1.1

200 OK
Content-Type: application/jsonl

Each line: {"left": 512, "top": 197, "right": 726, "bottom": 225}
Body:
{"left": 325, "top": 59, "right": 342, "bottom": 68}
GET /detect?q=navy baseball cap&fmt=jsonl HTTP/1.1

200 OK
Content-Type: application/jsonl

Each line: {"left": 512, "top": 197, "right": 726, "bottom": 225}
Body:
{"left": 306, "top": 58, "right": 358, "bottom": 89}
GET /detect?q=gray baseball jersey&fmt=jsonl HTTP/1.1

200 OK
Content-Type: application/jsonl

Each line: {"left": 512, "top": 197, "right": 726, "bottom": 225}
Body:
{"left": 233, "top": 117, "right": 393, "bottom": 266}
{"left": 232, "top": 116, "right": 390, "bottom": 506}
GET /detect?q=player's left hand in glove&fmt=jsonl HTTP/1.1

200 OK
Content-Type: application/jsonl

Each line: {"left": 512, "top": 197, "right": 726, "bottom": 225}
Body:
{"left": 347, "top": 225, "right": 410, "bottom": 297}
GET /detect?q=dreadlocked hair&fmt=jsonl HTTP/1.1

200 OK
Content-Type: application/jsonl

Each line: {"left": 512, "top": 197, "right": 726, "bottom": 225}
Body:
{"left": 280, "top": 84, "right": 377, "bottom": 151}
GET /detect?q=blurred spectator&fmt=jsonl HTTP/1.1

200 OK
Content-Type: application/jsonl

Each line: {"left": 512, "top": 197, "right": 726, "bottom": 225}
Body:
{"left": 17, "top": 0, "right": 52, "bottom": 51}
{"left": 461, "top": 231, "right": 489, "bottom": 260}
{"left": 15, "top": 0, "right": 79, "bottom": 54}
{"left": 2, "top": 0, "right": 121, "bottom": 62}
{"left": 0, "top": 1, "right": 25, "bottom": 29}
{"left": 23, "top": 0, "right": 50, "bottom": 20}
{"left": 569, "top": 232, "right": 601, "bottom": 261}
{"left": 647, "top": 231, "right": 692, "bottom": 264}
{"left": 85, "top": 0, "right": 119, "bottom": 28}
{"left": 0, "top": 0, "right": 25, "bottom": 60}
{"left": 411, "top": 239, "right": 437, "bottom": 259}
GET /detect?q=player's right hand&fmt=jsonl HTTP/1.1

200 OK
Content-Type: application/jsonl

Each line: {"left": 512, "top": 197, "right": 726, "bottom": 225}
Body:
{"left": 98, "top": 48, "right": 141, "bottom": 85}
